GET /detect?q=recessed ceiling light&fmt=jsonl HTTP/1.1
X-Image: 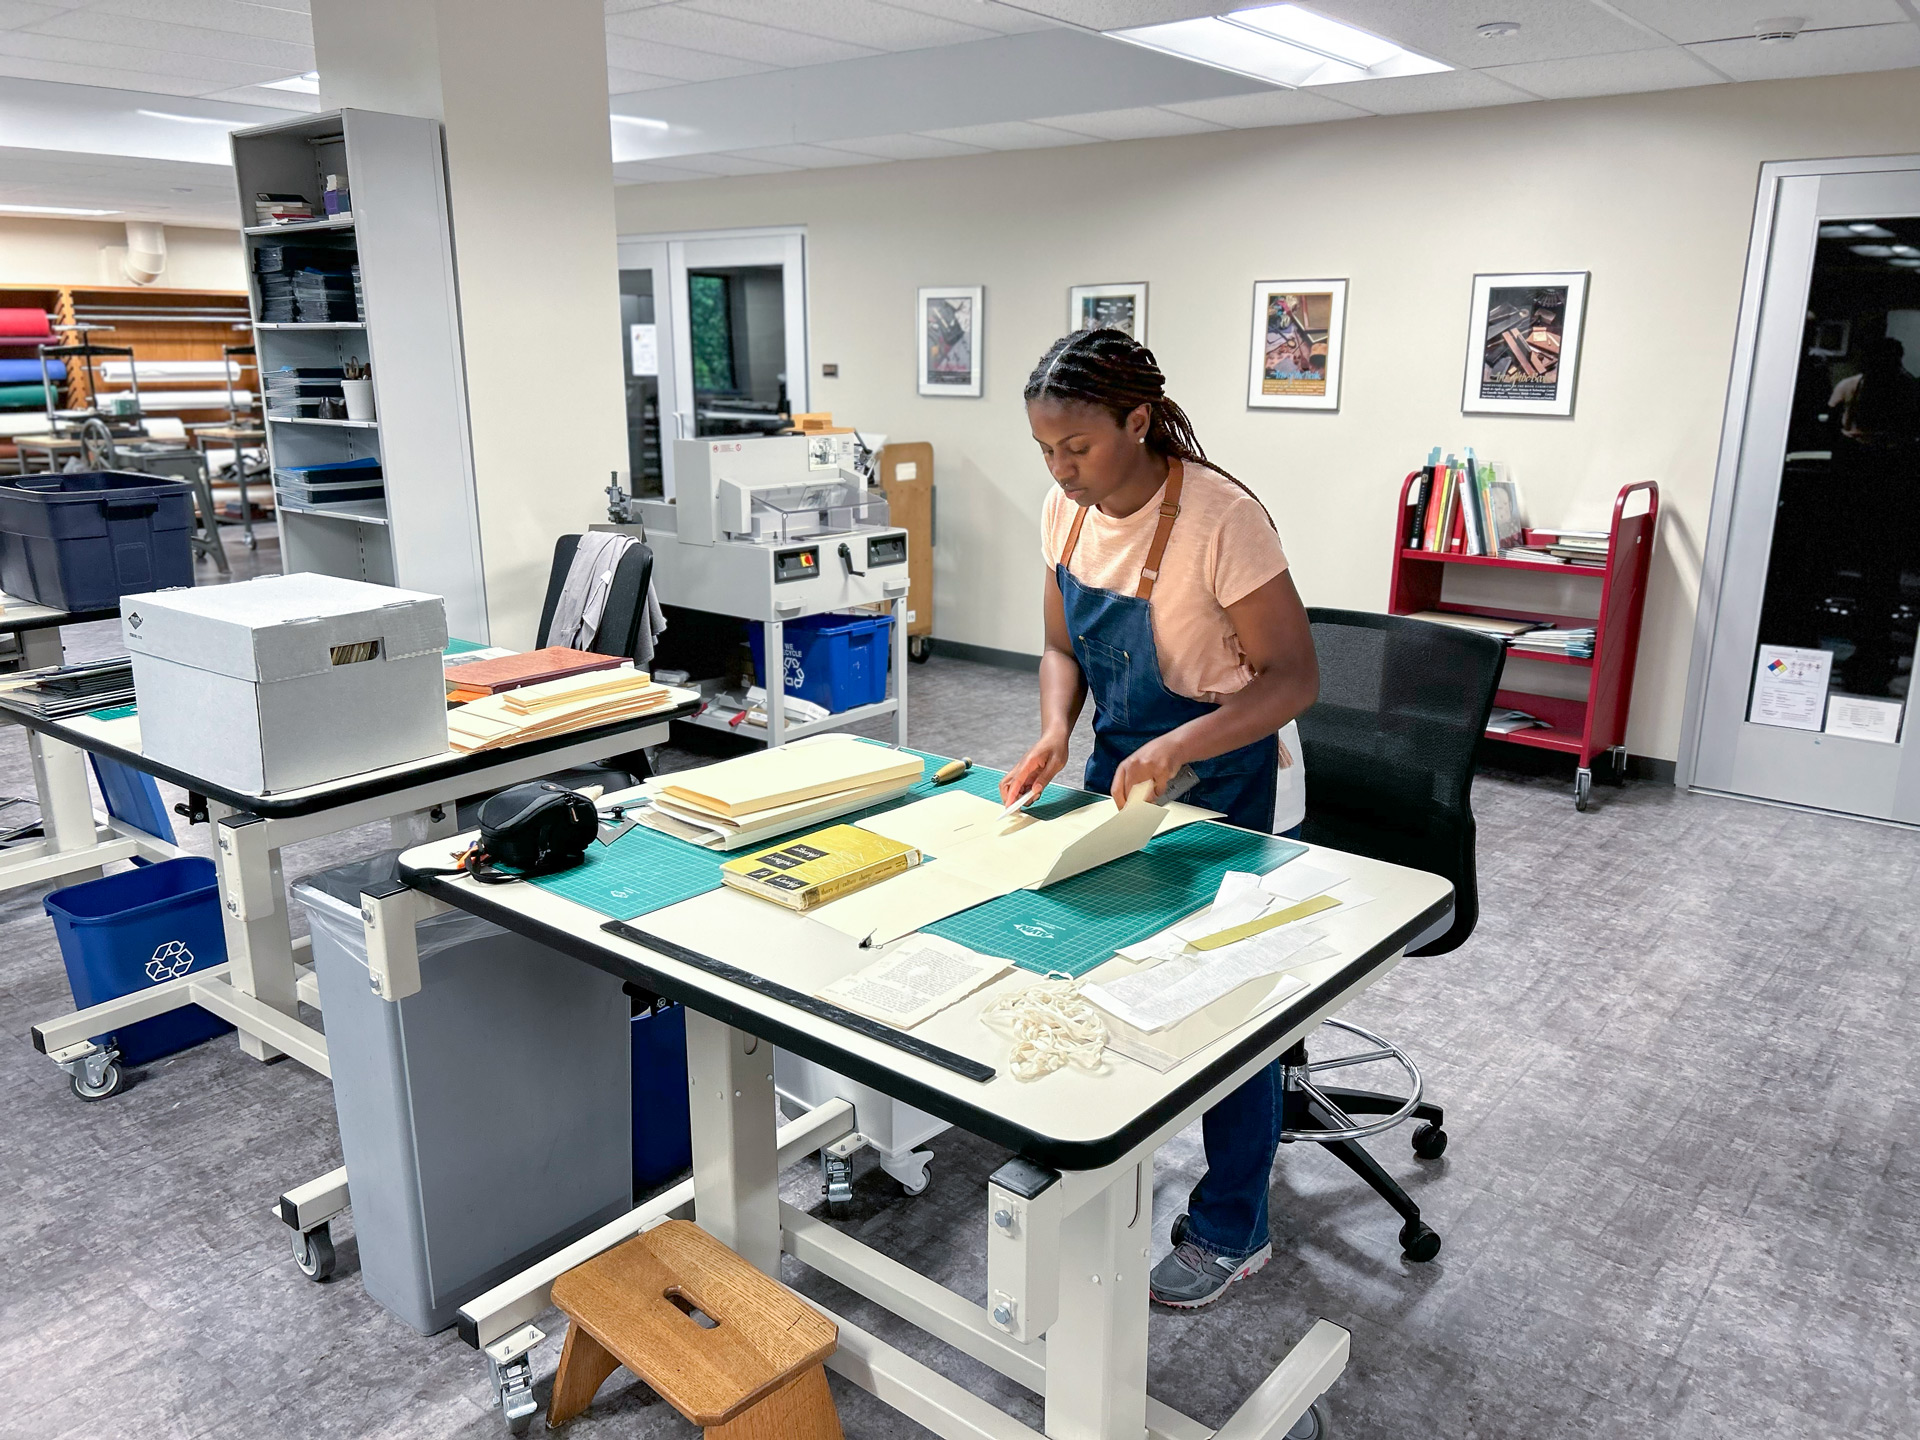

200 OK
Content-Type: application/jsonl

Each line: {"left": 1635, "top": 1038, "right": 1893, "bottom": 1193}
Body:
{"left": 1847, "top": 222, "right": 1894, "bottom": 237}
{"left": 262, "top": 71, "right": 320, "bottom": 94}
{"left": 1890, "top": 257, "right": 1920, "bottom": 268}
{"left": 137, "top": 109, "right": 240, "bottom": 126}
{"left": 1850, "top": 244, "right": 1896, "bottom": 257}
{"left": 1476, "top": 21, "right": 1521, "bottom": 39}
{"left": 611, "top": 115, "right": 671, "bottom": 131}
{"left": 0, "top": 203, "right": 120, "bottom": 215}
{"left": 1819, "top": 224, "right": 1857, "bottom": 238}
{"left": 1109, "top": 3, "right": 1449, "bottom": 89}
{"left": 1892, "top": 244, "right": 1920, "bottom": 256}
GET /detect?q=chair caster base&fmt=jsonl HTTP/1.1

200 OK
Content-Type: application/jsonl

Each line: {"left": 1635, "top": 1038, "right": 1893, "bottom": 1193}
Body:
{"left": 1412, "top": 1123, "right": 1448, "bottom": 1159}
{"left": 1399, "top": 1218, "right": 1441, "bottom": 1262}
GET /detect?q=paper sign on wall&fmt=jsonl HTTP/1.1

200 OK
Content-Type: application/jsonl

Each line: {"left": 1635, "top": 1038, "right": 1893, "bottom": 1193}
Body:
{"left": 629, "top": 323, "right": 658, "bottom": 377}
{"left": 1823, "top": 693, "right": 1903, "bottom": 744}
{"left": 1748, "top": 644, "right": 1831, "bottom": 731}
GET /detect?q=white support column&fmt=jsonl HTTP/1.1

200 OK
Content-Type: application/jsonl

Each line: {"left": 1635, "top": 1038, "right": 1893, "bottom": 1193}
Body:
{"left": 211, "top": 808, "right": 298, "bottom": 1063}
{"left": 27, "top": 730, "right": 102, "bottom": 883}
{"left": 684, "top": 1009, "right": 781, "bottom": 1276}
{"left": 1044, "top": 1159, "right": 1154, "bottom": 1440}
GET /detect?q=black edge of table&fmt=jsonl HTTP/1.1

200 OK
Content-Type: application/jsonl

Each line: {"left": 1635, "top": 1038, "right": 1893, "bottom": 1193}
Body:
{"left": 399, "top": 855, "right": 1454, "bottom": 1172}
{"left": 0, "top": 603, "right": 120, "bottom": 636}
{"left": 0, "top": 696, "right": 703, "bottom": 819}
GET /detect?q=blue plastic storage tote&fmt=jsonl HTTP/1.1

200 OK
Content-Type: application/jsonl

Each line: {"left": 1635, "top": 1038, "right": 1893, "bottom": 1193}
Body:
{"left": 43, "top": 856, "right": 233, "bottom": 1068}
{"left": 632, "top": 1001, "right": 693, "bottom": 1194}
{"left": 750, "top": 610, "right": 894, "bottom": 714}
{"left": 0, "top": 470, "right": 193, "bottom": 611}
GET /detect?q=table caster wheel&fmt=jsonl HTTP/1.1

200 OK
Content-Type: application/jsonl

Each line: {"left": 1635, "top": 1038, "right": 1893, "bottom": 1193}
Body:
{"left": 1399, "top": 1218, "right": 1441, "bottom": 1263}
{"left": 909, "top": 636, "right": 932, "bottom": 664}
{"left": 1286, "top": 1399, "right": 1331, "bottom": 1440}
{"left": 1412, "top": 1123, "right": 1448, "bottom": 1160}
{"left": 294, "top": 1223, "right": 336, "bottom": 1282}
{"left": 1575, "top": 768, "right": 1592, "bottom": 812}
{"left": 71, "top": 1059, "right": 123, "bottom": 1102}
{"left": 900, "top": 1163, "right": 932, "bottom": 1198}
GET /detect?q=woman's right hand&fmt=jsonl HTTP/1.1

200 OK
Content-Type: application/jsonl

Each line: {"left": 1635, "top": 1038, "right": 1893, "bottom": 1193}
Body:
{"left": 1001, "top": 732, "right": 1070, "bottom": 808}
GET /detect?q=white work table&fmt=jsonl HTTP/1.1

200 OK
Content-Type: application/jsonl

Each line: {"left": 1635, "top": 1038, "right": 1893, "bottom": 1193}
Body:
{"left": 363, "top": 819, "right": 1453, "bottom": 1439}
{"left": 15, "top": 693, "right": 699, "bottom": 1097}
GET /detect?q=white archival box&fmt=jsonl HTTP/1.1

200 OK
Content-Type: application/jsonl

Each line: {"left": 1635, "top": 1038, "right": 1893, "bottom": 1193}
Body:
{"left": 122, "top": 573, "right": 449, "bottom": 794}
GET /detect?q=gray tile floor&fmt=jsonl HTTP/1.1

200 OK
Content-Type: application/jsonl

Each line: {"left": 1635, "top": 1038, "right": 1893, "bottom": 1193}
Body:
{"left": 2, "top": 533, "right": 1917, "bottom": 1439}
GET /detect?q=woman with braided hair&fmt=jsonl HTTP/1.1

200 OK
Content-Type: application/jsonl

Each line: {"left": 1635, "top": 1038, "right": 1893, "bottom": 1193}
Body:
{"left": 1002, "top": 326, "right": 1319, "bottom": 1310}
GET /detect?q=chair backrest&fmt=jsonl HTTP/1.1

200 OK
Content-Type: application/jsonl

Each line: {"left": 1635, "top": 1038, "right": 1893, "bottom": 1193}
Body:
{"left": 1294, "top": 608, "right": 1503, "bottom": 955}
{"left": 535, "top": 534, "right": 656, "bottom": 660}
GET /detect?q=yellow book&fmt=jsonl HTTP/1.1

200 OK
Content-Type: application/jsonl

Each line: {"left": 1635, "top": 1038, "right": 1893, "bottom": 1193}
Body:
{"left": 719, "top": 823, "right": 921, "bottom": 913}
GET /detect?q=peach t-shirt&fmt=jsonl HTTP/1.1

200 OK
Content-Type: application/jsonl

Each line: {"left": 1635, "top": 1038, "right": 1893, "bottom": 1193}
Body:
{"left": 1041, "top": 459, "right": 1289, "bottom": 703}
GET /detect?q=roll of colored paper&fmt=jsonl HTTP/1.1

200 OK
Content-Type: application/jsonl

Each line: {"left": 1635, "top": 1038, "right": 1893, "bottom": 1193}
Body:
{"left": 0, "top": 308, "right": 52, "bottom": 338}
{"left": 0, "top": 359, "right": 61, "bottom": 383}
{"left": 0, "top": 382, "right": 54, "bottom": 408}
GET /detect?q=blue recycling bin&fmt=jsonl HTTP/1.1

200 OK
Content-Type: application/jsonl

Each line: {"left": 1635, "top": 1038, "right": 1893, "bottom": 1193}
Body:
{"left": 43, "top": 856, "right": 233, "bottom": 1068}
{"left": 632, "top": 1001, "right": 693, "bottom": 1194}
{"left": 750, "top": 610, "right": 894, "bottom": 714}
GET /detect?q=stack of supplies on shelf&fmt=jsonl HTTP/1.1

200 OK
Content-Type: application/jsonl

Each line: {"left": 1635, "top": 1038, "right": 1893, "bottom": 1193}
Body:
{"left": 1404, "top": 610, "right": 1541, "bottom": 641}
{"left": 254, "top": 192, "right": 314, "bottom": 225}
{"left": 442, "top": 646, "right": 628, "bottom": 703}
{"left": 0, "top": 659, "right": 136, "bottom": 719}
{"left": 1487, "top": 708, "right": 1552, "bottom": 734}
{"left": 263, "top": 366, "right": 347, "bottom": 418}
{"left": 1404, "top": 446, "right": 1525, "bottom": 557}
{"left": 293, "top": 269, "right": 361, "bottom": 324}
{"left": 446, "top": 664, "right": 674, "bottom": 753}
{"left": 719, "top": 823, "right": 920, "bottom": 913}
{"left": 1508, "top": 626, "right": 1596, "bottom": 659}
{"left": 641, "top": 740, "right": 924, "bottom": 850}
{"left": 256, "top": 242, "right": 354, "bottom": 323}
{"left": 274, "top": 456, "right": 384, "bottom": 506}
{"left": 1539, "top": 532, "right": 1610, "bottom": 567}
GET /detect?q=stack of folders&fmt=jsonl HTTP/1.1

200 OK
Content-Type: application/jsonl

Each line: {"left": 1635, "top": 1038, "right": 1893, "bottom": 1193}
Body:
{"left": 1508, "top": 627, "right": 1596, "bottom": 659}
{"left": 254, "top": 192, "right": 313, "bottom": 225}
{"left": 293, "top": 268, "right": 360, "bottom": 323}
{"left": 1542, "top": 533, "right": 1610, "bottom": 567}
{"left": 255, "top": 243, "right": 352, "bottom": 324}
{"left": 1487, "top": 708, "right": 1552, "bottom": 734}
{"left": 275, "top": 456, "right": 384, "bottom": 506}
{"left": 642, "top": 741, "right": 925, "bottom": 850}
{"left": 0, "top": 659, "right": 135, "bottom": 718}
{"left": 264, "top": 366, "right": 346, "bottom": 418}
{"left": 719, "top": 824, "right": 921, "bottom": 912}
{"left": 1404, "top": 610, "right": 1542, "bottom": 642}
{"left": 446, "top": 665, "right": 676, "bottom": 753}
{"left": 1403, "top": 446, "right": 1526, "bottom": 558}
{"left": 443, "top": 646, "right": 627, "bottom": 702}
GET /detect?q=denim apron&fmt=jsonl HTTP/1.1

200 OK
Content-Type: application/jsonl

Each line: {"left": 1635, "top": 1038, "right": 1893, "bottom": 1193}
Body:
{"left": 1055, "top": 461, "right": 1279, "bottom": 833}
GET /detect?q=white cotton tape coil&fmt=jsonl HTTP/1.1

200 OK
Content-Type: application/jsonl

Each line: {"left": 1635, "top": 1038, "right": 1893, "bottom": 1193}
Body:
{"left": 981, "top": 975, "right": 1108, "bottom": 1082}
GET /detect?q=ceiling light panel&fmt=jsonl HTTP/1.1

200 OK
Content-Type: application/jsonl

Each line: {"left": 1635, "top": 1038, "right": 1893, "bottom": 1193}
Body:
{"left": 1109, "top": 5, "right": 1448, "bottom": 88}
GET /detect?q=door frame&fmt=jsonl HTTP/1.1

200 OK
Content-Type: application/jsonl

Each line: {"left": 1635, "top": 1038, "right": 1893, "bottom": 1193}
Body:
{"left": 616, "top": 226, "right": 809, "bottom": 498}
{"left": 1677, "top": 154, "right": 1920, "bottom": 794}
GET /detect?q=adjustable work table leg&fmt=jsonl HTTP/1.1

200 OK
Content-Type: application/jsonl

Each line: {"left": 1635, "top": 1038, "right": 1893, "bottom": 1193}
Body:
{"left": 686, "top": 1010, "right": 781, "bottom": 1276}
{"left": 212, "top": 809, "right": 298, "bottom": 1062}
{"left": 1044, "top": 1158, "right": 1153, "bottom": 1440}
{"left": 27, "top": 729, "right": 104, "bottom": 886}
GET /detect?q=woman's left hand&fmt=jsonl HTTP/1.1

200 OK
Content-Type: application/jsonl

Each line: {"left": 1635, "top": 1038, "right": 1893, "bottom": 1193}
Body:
{"left": 1112, "top": 735, "right": 1184, "bottom": 807}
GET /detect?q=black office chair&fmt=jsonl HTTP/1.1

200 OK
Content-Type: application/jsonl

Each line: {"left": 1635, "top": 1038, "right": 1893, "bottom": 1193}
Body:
{"left": 1282, "top": 607, "right": 1503, "bottom": 1261}
{"left": 532, "top": 533, "right": 660, "bottom": 792}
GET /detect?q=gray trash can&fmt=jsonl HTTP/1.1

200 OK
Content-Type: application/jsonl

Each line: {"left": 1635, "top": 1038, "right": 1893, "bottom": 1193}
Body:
{"left": 294, "top": 852, "right": 631, "bottom": 1334}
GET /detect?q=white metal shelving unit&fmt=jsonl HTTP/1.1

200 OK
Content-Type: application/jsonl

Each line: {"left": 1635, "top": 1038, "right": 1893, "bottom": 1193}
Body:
{"left": 231, "top": 108, "right": 489, "bottom": 640}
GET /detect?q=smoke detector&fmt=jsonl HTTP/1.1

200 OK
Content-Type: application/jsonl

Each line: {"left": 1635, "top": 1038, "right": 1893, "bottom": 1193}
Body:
{"left": 1753, "top": 16, "right": 1805, "bottom": 43}
{"left": 1476, "top": 21, "right": 1521, "bottom": 39}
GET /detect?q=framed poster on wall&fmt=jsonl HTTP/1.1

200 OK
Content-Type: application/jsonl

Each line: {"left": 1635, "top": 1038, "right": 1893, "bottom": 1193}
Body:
{"left": 918, "top": 285, "right": 983, "bottom": 397}
{"left": 1246, "top": 279, "right": 1347, "bottom": 411}
{"left": 1462, "top": 271, "right": 1589, "bottom": 417}
{"left": 1068, "top": 282, "right": 1148, "bottom": 340}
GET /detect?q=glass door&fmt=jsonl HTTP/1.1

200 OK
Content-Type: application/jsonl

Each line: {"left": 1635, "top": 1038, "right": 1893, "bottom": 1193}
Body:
{"left": 1690, "top": 163, "right": 1920, "bottom": 821}
{"left": 616, "top": 230, "right": 807, "bottom": 499}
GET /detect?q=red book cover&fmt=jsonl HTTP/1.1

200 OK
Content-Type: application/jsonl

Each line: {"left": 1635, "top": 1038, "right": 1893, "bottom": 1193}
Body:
{"left": 446, "top": 646, "right": 627, "bottom": 695}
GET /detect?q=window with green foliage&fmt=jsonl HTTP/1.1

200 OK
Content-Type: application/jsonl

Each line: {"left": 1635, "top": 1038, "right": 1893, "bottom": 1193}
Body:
{"left": 688, "top": 273, "right": 736, "bottom": 391}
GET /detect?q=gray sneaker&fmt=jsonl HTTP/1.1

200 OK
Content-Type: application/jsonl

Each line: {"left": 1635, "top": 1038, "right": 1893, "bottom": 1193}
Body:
{"left": 1148, "top": 1235, "right": 1273, "bottom": 1309}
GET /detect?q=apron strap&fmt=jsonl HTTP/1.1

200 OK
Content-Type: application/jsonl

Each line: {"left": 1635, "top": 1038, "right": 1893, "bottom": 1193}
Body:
{"left": 1060, "top": 502, "right": 1091, "bottom": 570}
{"left": 1136, "top": 460, "right": 1184, "bottom": 601}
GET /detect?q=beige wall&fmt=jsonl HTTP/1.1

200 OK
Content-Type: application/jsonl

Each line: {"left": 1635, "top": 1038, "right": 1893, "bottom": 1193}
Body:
{"left": 0, "top": 216, "right": 244, "bottom": 290}
{"left": 614, "top": 69, "right": 1920, "bottom": 763}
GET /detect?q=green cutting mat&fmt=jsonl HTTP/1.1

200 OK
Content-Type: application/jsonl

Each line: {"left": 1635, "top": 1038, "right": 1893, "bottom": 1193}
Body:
{"left": 527, "top": 746, "right": 1076, "bottom": 921}
{"left": 924, "top": 823, "right": 1308, "bottom": 979}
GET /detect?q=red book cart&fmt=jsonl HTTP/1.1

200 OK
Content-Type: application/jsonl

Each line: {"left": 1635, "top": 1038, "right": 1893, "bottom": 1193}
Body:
{"left": 1387, "top": 477, "right": 1660, "bottom": 810}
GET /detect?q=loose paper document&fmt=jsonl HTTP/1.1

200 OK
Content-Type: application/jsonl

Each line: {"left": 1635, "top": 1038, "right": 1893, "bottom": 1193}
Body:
{"left": 817, "top": 938, "right": 1010, "bottom": 1029}
{"left": 1261, "top": 861, "right": 1344, "bottom": 903}
{"left": 1172, "top": 871, "right": 1271, "bottom": 942}
{"left": 1749, "top": 644, "right": 1831, "bottom": 732}
{"left": 1824, "top": 693, "right": 1902, "bottom": 744}
{"left": 1085, "top": 923, "right": 1335, "bottom": 1033}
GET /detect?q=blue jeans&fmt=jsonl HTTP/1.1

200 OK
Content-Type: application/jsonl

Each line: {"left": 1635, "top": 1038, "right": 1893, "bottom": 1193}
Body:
{"left": 1182, "top": 824, "right": 1302, "bottom": 1258}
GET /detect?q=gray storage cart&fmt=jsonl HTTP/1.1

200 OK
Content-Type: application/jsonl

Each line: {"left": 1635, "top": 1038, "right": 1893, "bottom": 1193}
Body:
{"left": 294, "top": 852, "right": 632, "bottom": 1334}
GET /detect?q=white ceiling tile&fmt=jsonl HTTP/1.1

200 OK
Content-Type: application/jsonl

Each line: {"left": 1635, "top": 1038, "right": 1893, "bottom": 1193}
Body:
{"left": 24, "top": 11, "right": 313, "bottom": 70}
{"left": 1037, "top": 104, "right": 1228, "bottom": 140}
{"left": 603, "top": 33, "right": 773, "bottom": 80}
{"left": 1328, "top": 66, "right": 1538, "bottom": 114}
{"left": 607, "top": 65, "right": 681, "bottom": 92}
{"left": 1160, "top": 87, "right": 1369, "bottom": 128}
{"left": 606, "top": 0, "right": 669, "bottom": 11}
{"left": 1484, "top": 45, "right": 1722, "bottom": 99}
{"left": 1686, "top": 20, "right": 1920, "bottom": 79}
{"left": 1604, "top": 0, "right": 1908, "bottom": 45}
{"left": 0, "top": 145, "right": 240, "bottom": 225}
{"left": 606, "top": 5, "right": 879, "bottom": 66}
{"left": 818, "top": 131, "right": 991, "bottom": 159}
{"left": 728, "top": 142, "right": 890, "bottom": 167}
{"left": 648, "top": 150, "right": 798, "bottom": 175}
{"left": 0, "top": 2, "right": 67, "bottom": 30}
{"left": 917, "top": 118, "right": 1099, "bottom": 149}
{"left": 874, "top": 0, "right": 1057, "bottom": 35}
{"left": 1306, "top": 0, "right": 1667, "bottom": 66}
{"left": 683, "top": 0, "right": 1000, "bottom": 52}
{"left": 998, "top": 1, "right": 1217, "bottom": 26}
{"left": 85, "top": 0, "right": 315, "bottom": 45}
{"left": 0, "top": 33, "right": 284, "bottom": 87}
{"left": 612, "top": 158, "right": 716, "bottom": 181}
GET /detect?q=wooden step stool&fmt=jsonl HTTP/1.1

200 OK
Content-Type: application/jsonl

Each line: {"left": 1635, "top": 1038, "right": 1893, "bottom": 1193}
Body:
{"left": 547, "top": 1219, "right": 843, "bottom": 1438}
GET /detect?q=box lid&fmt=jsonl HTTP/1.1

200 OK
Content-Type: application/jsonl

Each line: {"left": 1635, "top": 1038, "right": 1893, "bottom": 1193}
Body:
{"left": 120, "top": 573, "right": 448, "bottom": 683}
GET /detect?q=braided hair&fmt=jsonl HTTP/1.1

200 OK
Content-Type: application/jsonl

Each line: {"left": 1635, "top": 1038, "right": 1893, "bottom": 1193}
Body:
{"left": 1025, "top": 328, "right": 1251, "bottom": 492}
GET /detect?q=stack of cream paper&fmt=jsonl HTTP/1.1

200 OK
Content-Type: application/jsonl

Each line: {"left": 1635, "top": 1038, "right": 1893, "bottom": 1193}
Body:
{"left": 447, "top": 666, "right": 683, "bottom": 753}
{"left": 809, "top": 784, "right": 1208, "bottom": 946}
{"left": 640, "top": 738, "right": 924, "bottom": 850}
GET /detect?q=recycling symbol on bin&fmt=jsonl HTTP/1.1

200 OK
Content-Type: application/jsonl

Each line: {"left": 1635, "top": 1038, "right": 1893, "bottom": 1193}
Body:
{"left": 783, "top": 642, "right": 805, "bottom": 693}
{"left": 146, "top": 940, "right": 195, "bottom": 982}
